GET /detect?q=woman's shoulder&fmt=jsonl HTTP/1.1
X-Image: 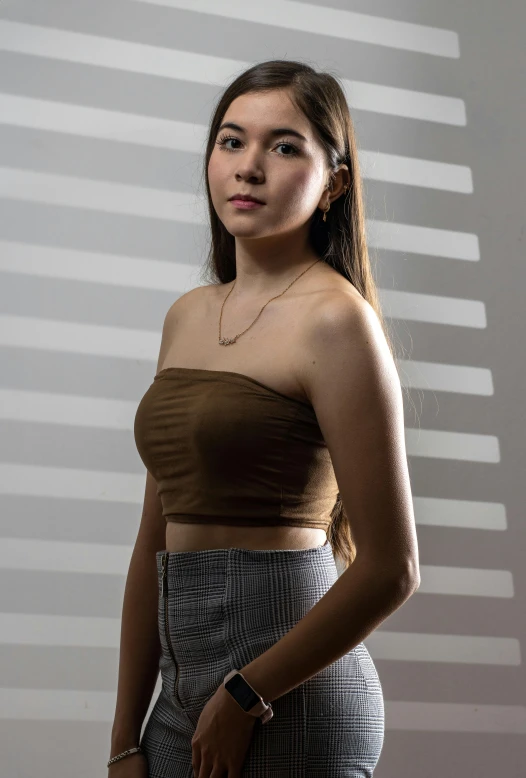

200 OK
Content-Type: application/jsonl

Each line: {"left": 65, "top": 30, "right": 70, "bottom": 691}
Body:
{"left": 167, "top": 283, "right": 217, "bottom": 316}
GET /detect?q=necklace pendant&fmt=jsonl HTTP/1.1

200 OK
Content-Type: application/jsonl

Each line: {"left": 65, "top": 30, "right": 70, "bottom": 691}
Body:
{"left": 219, "top": 336, "right": 237, "bottom": 345}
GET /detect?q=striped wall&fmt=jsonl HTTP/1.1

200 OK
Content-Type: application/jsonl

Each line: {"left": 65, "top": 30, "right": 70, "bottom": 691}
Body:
{"left": 1, "top": 1, "right": 525, "bottom": 776}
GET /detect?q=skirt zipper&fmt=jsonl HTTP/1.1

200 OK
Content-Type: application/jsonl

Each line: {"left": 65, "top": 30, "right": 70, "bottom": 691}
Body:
{"left": 161, "top": 551, "right": 183, "bottom": 707}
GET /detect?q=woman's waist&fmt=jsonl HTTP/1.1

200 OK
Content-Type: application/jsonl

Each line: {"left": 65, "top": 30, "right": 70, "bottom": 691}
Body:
{"left": 165, "top": 516, "right": 327, "bottom": 552}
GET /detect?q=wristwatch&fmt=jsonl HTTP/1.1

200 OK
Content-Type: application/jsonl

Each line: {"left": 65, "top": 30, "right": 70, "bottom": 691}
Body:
{"left": 223, "top": 670, "right": 273, "bottom": 724}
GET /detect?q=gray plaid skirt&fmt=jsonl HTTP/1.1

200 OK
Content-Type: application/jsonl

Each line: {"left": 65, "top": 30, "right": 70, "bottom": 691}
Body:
{"left": 139, "top": 540, "right": 384, "bottom": 777}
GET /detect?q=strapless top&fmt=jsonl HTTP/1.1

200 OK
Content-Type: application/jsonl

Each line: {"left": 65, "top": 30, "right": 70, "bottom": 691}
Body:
{"left": 133, "top": 366, "right": 339, "bottom": 531}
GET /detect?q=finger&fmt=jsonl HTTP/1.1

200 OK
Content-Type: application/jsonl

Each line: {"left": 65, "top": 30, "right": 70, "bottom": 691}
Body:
{"left": 192, "top": 746, "right": 201, "bottom": 778}
{"left": 196, "top": 751, "right": 212, "bottom": 778}
{"left": 227, "top": 760, "right": 244, "bottom": 778}
{"left": 209, "top": 764, "right": 228, "bottom": 778}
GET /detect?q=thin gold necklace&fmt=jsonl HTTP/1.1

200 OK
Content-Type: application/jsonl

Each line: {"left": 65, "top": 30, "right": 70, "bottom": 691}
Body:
{"left": 218, "top": 257, "right": 322, "bottom": 345}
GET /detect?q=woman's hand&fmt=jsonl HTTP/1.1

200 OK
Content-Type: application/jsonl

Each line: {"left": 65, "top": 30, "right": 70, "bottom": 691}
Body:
{"left": 191, "top": 683, "right": 258, "bottom": 778}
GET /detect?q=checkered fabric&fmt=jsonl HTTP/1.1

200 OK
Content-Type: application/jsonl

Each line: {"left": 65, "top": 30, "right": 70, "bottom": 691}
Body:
{"left": 140, "top": 541, "right": 384, "bottom": 776}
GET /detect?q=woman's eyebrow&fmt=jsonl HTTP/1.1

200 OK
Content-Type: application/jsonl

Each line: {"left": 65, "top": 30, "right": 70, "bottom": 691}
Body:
{"left": 217, "top": 121, "right": 308, "bottom": 142}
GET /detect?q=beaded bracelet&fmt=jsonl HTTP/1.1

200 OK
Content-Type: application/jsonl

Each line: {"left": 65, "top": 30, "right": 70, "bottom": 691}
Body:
{"left": 107, "top": 745, "right": 144, "bottom": 767}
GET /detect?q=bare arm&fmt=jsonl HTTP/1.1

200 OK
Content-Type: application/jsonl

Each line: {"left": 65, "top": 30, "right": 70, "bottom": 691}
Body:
{"left": 109, "top": 472, "right": 165, "bottom": 757}
{"left": 241, "top": 293, "right": 421, "bottom": 703}
{"left": 109, "top": 297, "right": 184, "bottom": 759}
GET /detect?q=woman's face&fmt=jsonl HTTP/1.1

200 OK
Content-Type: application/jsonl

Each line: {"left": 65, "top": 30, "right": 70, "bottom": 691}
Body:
{"left": 207, "top": 88, "right": 330, "bottom": 240}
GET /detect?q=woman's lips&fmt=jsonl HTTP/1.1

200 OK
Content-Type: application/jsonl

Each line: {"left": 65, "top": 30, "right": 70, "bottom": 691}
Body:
{"left": 229, "top": 199, "right": 265, "bottom": 209}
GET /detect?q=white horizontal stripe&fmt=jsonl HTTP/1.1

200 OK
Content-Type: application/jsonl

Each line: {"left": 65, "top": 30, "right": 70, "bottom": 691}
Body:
{"left": 0, "top": 166, "right": 201, "bottom": 223}
{"left": 0, "top": 463, "right": 144, "bottom": 505}
{"left": 0, "top": 613, "right": 121, "bottom": 648}
{"left": 367, "top": 630, "right": 521, "bottom": 666}
{"left": 0, "top": 539, "right": 513, "bottom": 597}
{"left": 0, "top": 687, "right": 524, "bottom": 731}
{"left": 405, "top": 428, "right": 500, "bottom": 463}
{"left": 419, "top": 565, "right": 513, "bottom": 598}
{"left": 367, "top": 219, "right": 480, "bottom": 261}
{"left": 0, "top": 93, "right": 202, "bottom": 153}
{"left": 0, "top": 363, "right": 494, "bottom": 431}
{"left": 0, "top": 257, "right": 487, "bottom": 331}
{"left": 1, "top": 613, "right": 519, "bottom": 667}
{"left": 0, "top": 538, "right": 133, "bottom": 575}
{"left": 0, "top": 94, "right": 473, "bottom": 192}
{"left": 0, "top": 314, "right": 160, "bottom": 361}
{"left": 0, "top": 21, "right": 466, "bottom": 124}
{"left": 0, "top": 467, "right": 506, "bottom": 532}
{"left": 0, "top": 240, "right": 197, "bottom": 292}
{"left": 386, "top": 700, "right": 526, "bottom": 734}
{"left": 413, "top": 497, "right": 507, "bottom": 531}
{"left": 0, "top": 388, "right": 139, "bottom": 430}
{"left": 0, "top": 688, "right": 121, "bottom": 721}
{"left": 398, "top": 359, "right": 493, "bottom": 394}
{"left": 360, "top": 149, "right": 473, "bottom": 193}
{"left": 0, "top": 377, "right": 488, "bottom": 433}
{"left": 131, "top": 0, "right": 460, "bottom": 58}
{"left": 380, "top": 288, "right": 486, "bottom": 328}
{"left": 0, "top": 167, "right": 480, "bottom": 261}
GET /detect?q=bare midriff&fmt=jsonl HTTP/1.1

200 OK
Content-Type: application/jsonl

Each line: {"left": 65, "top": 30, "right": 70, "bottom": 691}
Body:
{"left": 165, "top": 519, "right": 327, "bottom": 552}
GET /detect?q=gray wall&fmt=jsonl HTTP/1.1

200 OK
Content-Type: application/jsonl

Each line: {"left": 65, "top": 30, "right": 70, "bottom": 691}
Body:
{"left": 1, "top": 1, "right": 525, "bottom": 776}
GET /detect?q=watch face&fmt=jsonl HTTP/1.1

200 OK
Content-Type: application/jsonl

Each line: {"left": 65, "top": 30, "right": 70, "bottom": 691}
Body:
{"left": 225, "top": 673, "right": 261, "bottom": 711}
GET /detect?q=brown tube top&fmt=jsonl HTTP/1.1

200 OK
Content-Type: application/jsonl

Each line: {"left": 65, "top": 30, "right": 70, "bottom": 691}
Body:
{"left": 133, "top": 366, "right": 339, "bottom": 531}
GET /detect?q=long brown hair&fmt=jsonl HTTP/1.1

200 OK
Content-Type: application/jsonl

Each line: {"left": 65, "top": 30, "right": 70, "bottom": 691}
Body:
{"left": 197, "top": 59, "right": 399, "bottom": 572}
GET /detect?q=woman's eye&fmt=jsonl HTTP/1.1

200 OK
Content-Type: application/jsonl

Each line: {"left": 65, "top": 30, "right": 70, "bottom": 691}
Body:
{"left": 219, "top": 136, "right": 241, "bottom": 151}
{"left": 276, "top": 143, "right": 298, "bottom": 156}
{"left": 216, "top": 135, "right": 299, "bottom": 157}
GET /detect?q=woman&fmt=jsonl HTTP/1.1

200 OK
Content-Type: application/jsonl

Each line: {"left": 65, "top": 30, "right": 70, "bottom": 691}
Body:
{"left": 108, "top": 60, "right": 420, "bottom": 777}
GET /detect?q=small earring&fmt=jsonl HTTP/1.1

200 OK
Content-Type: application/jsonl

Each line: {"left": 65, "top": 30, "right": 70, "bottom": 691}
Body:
{"left": 322, "top": 182, "right": 348, "bottom": 222}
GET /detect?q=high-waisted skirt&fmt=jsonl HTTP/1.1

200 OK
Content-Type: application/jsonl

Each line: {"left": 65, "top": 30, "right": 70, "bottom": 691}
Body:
{"left": 139, "top": 540, "right": 385, "bottom": 777}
